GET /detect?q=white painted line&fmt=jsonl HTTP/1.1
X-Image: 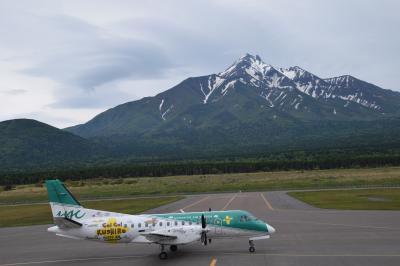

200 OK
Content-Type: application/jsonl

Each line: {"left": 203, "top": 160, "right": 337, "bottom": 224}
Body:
{"left": 218, "top": 252, "right": 400, "bottom": 257}
{"left": 269, "top": 219, "right": 400, "bottom": 231}
{"left": 2, "top": 252, "right": 400, "bottom": 265}
{"left": 0, "top": 255, "right": 149, "bottom": 266}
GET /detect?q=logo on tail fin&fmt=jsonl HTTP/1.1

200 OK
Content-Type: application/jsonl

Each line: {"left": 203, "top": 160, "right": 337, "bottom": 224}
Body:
{"left": 56, "top": 210, "right": 85, "bottom": 219}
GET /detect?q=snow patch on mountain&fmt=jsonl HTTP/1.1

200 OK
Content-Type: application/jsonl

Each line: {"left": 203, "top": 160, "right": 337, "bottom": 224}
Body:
{"left": 159, "top": 99, "right": 164, "bottom": 111}
{"left": 200, "top": 76, "right": 226, "bottom": 104}
{"left": 161, "top": 104, "right": 174, "bottom": 121}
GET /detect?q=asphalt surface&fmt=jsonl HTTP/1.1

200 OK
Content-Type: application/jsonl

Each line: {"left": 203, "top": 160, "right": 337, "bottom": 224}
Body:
{"left": 1, "top": 191, "right": 400, "bottom": 266}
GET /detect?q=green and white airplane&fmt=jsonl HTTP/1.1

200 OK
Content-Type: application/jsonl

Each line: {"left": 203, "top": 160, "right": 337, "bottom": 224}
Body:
{"left": 46, "top": 179, "right": 276, "bottom": 259}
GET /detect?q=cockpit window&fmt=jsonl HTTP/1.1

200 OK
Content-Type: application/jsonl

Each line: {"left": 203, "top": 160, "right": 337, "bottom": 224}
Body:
{"left": 240, "top": 214, "right": 257, "bottom": 222}
{"left": 247, "top": 215, "right": 257, "bottom": 221}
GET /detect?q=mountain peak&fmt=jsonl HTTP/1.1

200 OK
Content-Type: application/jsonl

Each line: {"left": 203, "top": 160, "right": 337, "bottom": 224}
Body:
{"left": 238, "top": 53, "right": 262, "bottom": 62}
{"left": 219, "top": 53, "right": 272, "bottom": 79}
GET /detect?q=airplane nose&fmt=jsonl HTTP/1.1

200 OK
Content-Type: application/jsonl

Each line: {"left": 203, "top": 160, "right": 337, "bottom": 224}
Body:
{"left": 266, "top": 224, "right": 276, "bottom": 234}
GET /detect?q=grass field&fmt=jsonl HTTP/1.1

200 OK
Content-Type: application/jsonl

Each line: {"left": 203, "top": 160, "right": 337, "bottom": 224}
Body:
{"left": 0, "top": 196, "right": 183, "bottom": 227}
{"left": 289, "top": 188, "right": 400, "bottom": 210}
{"left": 1, "top": 167, "right": 400, "bottom": 204}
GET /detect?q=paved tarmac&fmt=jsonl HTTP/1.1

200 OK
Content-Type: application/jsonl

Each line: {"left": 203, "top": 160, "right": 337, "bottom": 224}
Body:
{"left": 1, "top": 191, "right": 400, "bottom": 266}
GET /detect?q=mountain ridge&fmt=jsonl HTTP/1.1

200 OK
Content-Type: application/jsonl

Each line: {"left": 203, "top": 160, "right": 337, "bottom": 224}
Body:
{"left": 0, "top": 118, "right": 106, "bottom": 171}
{"left": 66, "top": 53, "right": 400, "bottom": 139}
{"left": 2, "top": 54, "right": 400, "bottom": 172}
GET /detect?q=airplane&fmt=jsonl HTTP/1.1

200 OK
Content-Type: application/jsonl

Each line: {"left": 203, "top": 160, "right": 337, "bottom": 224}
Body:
{"left": 45, "top": 179, "right": 276, "bottom": 259}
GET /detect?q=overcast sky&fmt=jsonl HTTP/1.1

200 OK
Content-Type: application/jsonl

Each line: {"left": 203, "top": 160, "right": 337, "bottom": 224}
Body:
{"left": 0, "top": 0, "right": 399, "bottom": 128}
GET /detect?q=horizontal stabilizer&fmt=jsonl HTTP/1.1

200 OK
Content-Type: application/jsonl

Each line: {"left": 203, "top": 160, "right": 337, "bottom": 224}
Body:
{"left": 54, "top": 217, "right": 82, "bottom": 229}
{"left": 56, "top": 234, "right": 82, "bottom": 240}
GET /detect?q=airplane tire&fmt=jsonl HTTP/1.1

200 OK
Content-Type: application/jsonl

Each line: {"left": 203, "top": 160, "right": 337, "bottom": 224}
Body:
{"left": 159, "top": 252, "right": 168, "bottom": 260}
{"left": 170, "top": 245, "right": 178, "bottom": 252}
{"left": 249, "top": 246, "right": 255, "bottom": 253}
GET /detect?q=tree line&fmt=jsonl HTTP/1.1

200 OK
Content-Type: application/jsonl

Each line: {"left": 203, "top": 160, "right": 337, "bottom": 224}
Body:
{"left": 1, "top": 153, "right": 400, "bottom": 185}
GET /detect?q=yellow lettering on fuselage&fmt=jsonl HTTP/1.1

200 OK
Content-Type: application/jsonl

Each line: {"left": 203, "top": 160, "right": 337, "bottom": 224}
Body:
{"left": 96, "top": 218, "right": 127, "bottom": 243}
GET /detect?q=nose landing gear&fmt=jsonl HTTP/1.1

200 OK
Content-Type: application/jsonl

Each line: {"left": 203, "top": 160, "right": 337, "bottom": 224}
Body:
{"left": 249, "top": 240, "right": 255, "bottom": 253}
{"left": 159, "top": 244, "right": 168, "bottom": 260}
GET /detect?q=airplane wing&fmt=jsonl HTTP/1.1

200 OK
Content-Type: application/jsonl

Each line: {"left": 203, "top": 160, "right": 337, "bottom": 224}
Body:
{"left": 53, "top": 217, "right": 82, "bottom": 229}
{"left": 140, "top": 230, "right": 178, "bottom": 242}
{"left": 140, "top": 227, "right": 202, "bottom": 244}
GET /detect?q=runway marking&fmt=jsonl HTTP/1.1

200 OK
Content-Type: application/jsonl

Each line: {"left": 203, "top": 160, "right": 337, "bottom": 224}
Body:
{"left": 260, "top": 193, "right": 274, "bottom": 210}
{"left": 0, "top": 195, "right": 180, "bottom": 207}
{"left": 269, "top": 219, "right": 400, "bottom": 231}
{"left": 2, "top": 252, "right": 400, "bottom": 265}
{"left": 217, "top": 252, "right": 400, "bottom": 257}
{"left": 221, "top": 193, "right": 237, "bottom": 211}
{"left": 176, "top": 196, "right": 210, "bottom": 212}
{"left": 0, "top": 255, "right": 150, "bottom": 266}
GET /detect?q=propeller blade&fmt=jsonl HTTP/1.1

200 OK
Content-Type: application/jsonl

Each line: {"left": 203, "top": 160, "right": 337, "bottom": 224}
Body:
{"left": 200, "top": 214, "right": 208, "bottom": 246}
{"left": 201, "top": 214, "right": 206, "bottom": 229}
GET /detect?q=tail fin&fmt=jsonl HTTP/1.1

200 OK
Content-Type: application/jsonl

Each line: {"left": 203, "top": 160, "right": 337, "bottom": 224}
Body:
{"left": 45, "top": 180, "right": 86, "bottom": 224}
{"left": 45, "top": 179, "right": 81, "bottom": 206}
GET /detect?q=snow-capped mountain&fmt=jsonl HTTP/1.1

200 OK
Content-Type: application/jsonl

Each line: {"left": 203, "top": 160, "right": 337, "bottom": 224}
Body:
{"left": 66, "top": 53, "right": 400, "bottom": 139}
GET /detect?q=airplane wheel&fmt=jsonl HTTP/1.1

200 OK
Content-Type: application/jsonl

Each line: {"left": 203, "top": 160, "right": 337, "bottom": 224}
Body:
{"left": 159, "top": 251, "right": 168, "bottom": 260}
{"left": 249, "top": 246, "right": 255, "bottom": 253}
{"left": 170, "top": 245, "right": 178, "bottom": 252}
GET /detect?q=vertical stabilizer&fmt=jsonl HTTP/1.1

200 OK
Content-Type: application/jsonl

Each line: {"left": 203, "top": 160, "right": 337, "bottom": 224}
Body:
{"left": 45, "top": 180, "right": 86, "bottom": 222}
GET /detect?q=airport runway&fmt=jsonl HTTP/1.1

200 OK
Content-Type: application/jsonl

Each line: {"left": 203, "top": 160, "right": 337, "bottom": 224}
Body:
{"left": 1, "top": 191, "right": 400, "bottom": 266}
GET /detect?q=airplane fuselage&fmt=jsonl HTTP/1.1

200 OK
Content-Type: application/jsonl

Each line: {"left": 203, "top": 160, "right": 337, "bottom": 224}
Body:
{"left": 49, "top": 210, "right": 273, "bottom": 245}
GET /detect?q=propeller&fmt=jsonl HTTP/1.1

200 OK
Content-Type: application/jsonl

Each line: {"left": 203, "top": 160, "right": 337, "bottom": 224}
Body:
{"left": 200, "top": 214, "right": 208, "bottom": 245}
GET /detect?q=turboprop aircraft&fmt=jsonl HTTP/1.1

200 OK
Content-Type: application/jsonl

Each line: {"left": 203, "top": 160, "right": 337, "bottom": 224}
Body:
{"left": 45, "top": 179, "right": 276, "bottom": 259}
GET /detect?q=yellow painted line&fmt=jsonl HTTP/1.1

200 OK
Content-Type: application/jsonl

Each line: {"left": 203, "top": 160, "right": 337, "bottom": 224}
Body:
{"left": 210, "top": 257, "right": 217, "bottom": 266}
{"left": 221, "top": 193, "right": 237, "bottom": 211}
{"left": 176, "top": 196, "right": 210, "bottom": 212}
{"left": 260, "top": 193, "right": 274, "bottom": 210}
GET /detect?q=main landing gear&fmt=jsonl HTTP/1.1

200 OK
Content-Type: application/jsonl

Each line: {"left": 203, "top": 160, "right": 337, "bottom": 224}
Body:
{"left": 159, "top": 245, "right": 168, "bottom": 260}
{"left": 159, "top": 245, "right": 178, "bottom": 259}
{"left": 249, "top": 240, "right": 255, "bottom": 253}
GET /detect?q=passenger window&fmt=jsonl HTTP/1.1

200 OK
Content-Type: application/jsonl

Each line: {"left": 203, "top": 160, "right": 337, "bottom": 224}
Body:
{"left": 174, "top": 221, "right": 178, "bottom": 226}
{"left": 138, "top": 223, "right": 141, "bottom": 228}
{"left": 131, "top": 224, "right": 134, "bottom": 228}
{"left": 145, "top": 223, "right": 148, "bottom": 227}
{"left": 182, "top": 221, "right": 185, "bottom": 225}
{"left": 167, "top": 222, "right": 170, "bottom": 226}
{"left": 189, "top": 221, "right": 192, "bottom": 225}
{"left": 159, "top": 222, "right": 163, "bottom": 226}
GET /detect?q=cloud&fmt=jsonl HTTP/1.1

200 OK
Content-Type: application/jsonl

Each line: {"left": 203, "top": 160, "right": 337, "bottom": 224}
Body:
{"left": 18, "top": 15, "right": 172, "bottom": 90}
{"left": 0, "top": 0, "right": 399, "bottom": 127}
{"left": 0, "top": 89, "right": 27, "bottom": 95}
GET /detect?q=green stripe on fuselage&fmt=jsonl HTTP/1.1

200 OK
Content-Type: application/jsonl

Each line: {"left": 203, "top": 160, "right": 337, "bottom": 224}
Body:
{"left": 153, "top": 210, "right": 267, "bottom": 233}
